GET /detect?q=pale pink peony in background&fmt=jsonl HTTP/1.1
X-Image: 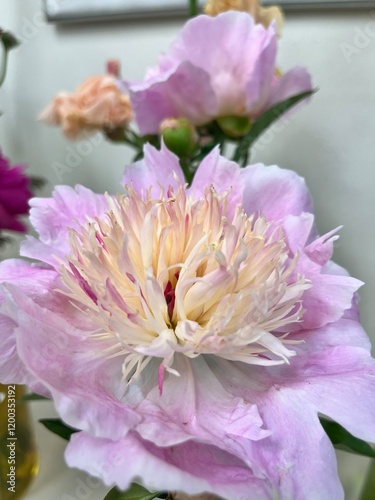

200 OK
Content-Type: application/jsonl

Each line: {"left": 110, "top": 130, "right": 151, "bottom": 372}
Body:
{"left": 0, "top": 146, "right": 374, "bottom": 499}
{"left": 129, "top": 12, "right": 312, "bottom": 134}
{"left": 40, "top": 67, "right": 132, "bottom": 139}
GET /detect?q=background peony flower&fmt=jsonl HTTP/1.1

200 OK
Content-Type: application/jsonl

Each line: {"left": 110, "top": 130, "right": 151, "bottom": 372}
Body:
{"left": 204, "top": 0, "right": 284, "bottom": 36}
{"left": 129, "top": 12, "right": 311, "bottom": 135}
{"left": 40, "top": 70, "right": 132, "bottom": 140}
{"left": 0, "top": 146, "right": 374, "bottom": 499}
{"left": 0, "top": 151, "right": 32, "bottom": 233}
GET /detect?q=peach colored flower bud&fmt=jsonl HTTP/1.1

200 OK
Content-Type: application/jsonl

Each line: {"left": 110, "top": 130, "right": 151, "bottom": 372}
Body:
{"left": 40, "top": 72, "right": 132, "bottom": 140}
{"left": 204, "top": 0, "right": 283, "bottom": 36}
{"left": 106, "top": 59, "right": 121, "bottom": 77}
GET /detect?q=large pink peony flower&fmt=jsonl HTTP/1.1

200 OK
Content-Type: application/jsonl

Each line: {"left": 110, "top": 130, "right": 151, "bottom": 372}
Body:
{"left": 0, "top": 151, "right": 32, "bottom": 233}
{"left": 129, "top": 12, "right": 312, "bottom": 135}
{"left": 0, "top": 146, "right": 374, "bottom": 499}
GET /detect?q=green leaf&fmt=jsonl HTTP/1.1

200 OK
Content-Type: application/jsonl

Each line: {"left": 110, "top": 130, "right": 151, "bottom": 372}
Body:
{"left": 232, "top": 89, "right": 316, "bottom": 165}
{"left": 39, "top": 418, "right": 79, "bottom": 441}
{"left": 320, "top": 417, "right": 375, "bottom": 459}
{"left": 20, "top": 392, "right": 49, "bottom": 402}
{"left": 104, "top": 484, "right": 165, "bottom": 500}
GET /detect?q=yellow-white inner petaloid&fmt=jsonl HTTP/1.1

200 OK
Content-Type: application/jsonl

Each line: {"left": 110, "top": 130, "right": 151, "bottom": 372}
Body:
{"left": 61, "top": 184, "right": 310, "bottom": 383}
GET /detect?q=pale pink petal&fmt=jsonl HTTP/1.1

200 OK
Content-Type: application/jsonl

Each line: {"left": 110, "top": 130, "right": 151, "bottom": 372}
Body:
{"left": 190, "top": 147, "right": 243, "bottom": 219}
{"left": 132, "top": 356, "right": 270, "bottom": 465}
{"left": 322, "top": 261, "right": 361, "bottom": 322}
{"left": 300, "top": 274, "right": 362, "bottom": 329}
{"left": 4, "top": 282, "right": 140, "bottom": 440}
{"left": 0, "top": 259, "right": 58, "bottom": 298}
{"left": 249, "top": 391, "right": 343, "bottom": 500}
{"left": 20, "top": 185, "right": 107, "bottom": 268}
{"left": 130, "top": 61, "right": 217, "bottom": 134}
{"left": 163, "top": 12, "right": 257, "bottom": 75}
{"left": 0, "top": 313, "right": 30, "bottom": 384}
{"left": 66, "top": 431, "right": 269, "bottom": 499}
{"left": 267, "top": 66, "right": 313, "bottom": 108}
{"left": 293, "top": 322, "right": 375, "bottom": 443}
{"left": 281, "top": 218, "right": 363, "bottom": 329}
{"left": 162, "top": 13, "right": 274, "bottom": 116}
{"left": 130, "top": 12, "right": 312, "bottom": 131}
{"left": 283, "top": 320, "right": 375, "bottom": 442}
{"left": 241, "top": 163, "right": 313, "bottom": 221}
{"left": 0, "top": 259, "right": 59, "bottom": 385}
{"left": 245, "top": 28, "right": 277, "bottom": 115}
{"left": 294, "top": 318, "right": 373, "bottom": 353}
{"left": 304, "top": 228, "right": 341, "bottom": 266}
{"left": 281, "top": 213, "right": 316, "bottom": 254}
{"left": 122, "top": 142, "right": 185, "bottom": 197}
{"left": 204, "top": 319, "right": 375, "bottom": 498}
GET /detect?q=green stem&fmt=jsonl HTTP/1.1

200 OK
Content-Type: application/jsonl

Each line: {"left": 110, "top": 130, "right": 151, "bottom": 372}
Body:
{"left": 189, "top": 0, "right": 198, "bottom": 17}
{"left": 360, "top": 460, "right": 375, "bottom": 500}
{"left": 179, "top": 157, "right": 194, "bottom": 185}
{"left": 126, "top": 129, "right": 144, "bottom": 149}
{"left": 105, "top": 127, "right": 142, "bottom": 151}
{"left": 0, "top": 46, "right": 9, "bottom": 88}
{"left": 232, "top": 142, "right": 250, "bottom": 167}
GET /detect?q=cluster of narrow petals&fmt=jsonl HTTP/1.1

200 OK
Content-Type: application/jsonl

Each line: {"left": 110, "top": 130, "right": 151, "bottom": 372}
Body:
{"left": 61, "top": 184, "right": 309, "bottom": 388}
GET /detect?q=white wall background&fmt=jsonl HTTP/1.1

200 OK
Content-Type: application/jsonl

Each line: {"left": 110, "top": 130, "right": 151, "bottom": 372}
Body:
{"left": 0, "top": 2, "right": 375, "bottom": 497}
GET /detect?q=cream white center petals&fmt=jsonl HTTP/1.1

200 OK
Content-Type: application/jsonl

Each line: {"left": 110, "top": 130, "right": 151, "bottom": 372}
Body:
{"left": 60, "top": 185, "right": 310, "bottom": 384}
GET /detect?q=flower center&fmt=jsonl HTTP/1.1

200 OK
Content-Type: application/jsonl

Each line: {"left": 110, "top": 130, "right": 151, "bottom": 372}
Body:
{"left": 60, "top": 184, "right": 310, "bottom": 383}
{"left": 164, "top": 273, "right": 179, "bottom": 324}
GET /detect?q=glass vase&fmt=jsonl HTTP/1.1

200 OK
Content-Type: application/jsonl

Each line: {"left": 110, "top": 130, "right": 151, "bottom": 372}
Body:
{"left": 0, "top": 384, "right": 39, "bottom": 499}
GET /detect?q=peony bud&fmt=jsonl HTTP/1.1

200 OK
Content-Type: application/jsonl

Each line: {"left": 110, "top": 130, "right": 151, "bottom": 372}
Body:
{"left": 216, "top": 115, "right": 252, "bottom": 138}
{"left": 161, "top": 118, "right": 198, "bottom": 157}
{"left": 106, "top": 60, "right": 121, "bottom": 77}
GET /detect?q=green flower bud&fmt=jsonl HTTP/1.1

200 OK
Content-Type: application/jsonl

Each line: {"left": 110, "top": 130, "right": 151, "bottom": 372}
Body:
{"left": 217, "top": 115, "right": 252, "bottom": 138}
{"left": 161, "top": 118, "right": 198, "bottom": 157}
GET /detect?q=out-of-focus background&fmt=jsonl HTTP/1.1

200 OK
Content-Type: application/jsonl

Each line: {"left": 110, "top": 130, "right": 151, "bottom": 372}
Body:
{"left": 1, "top": 1, "right": 374, "bottom": 499}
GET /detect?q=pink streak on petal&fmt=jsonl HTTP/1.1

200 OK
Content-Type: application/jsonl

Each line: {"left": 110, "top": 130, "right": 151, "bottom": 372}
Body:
{"left": 158, "top": 363, "right": 166, "bottom": 395}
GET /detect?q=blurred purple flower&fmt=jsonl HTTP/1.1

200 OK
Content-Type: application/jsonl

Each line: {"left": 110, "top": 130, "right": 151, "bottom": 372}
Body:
{"left": 129, "top": 12, "right": 312, "bottom": 134}
{"left": 0, "top": 146, "right": 374, "bottom": 499}
{"left": 0, "top": 151, "right": 32, "bottom": 233}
